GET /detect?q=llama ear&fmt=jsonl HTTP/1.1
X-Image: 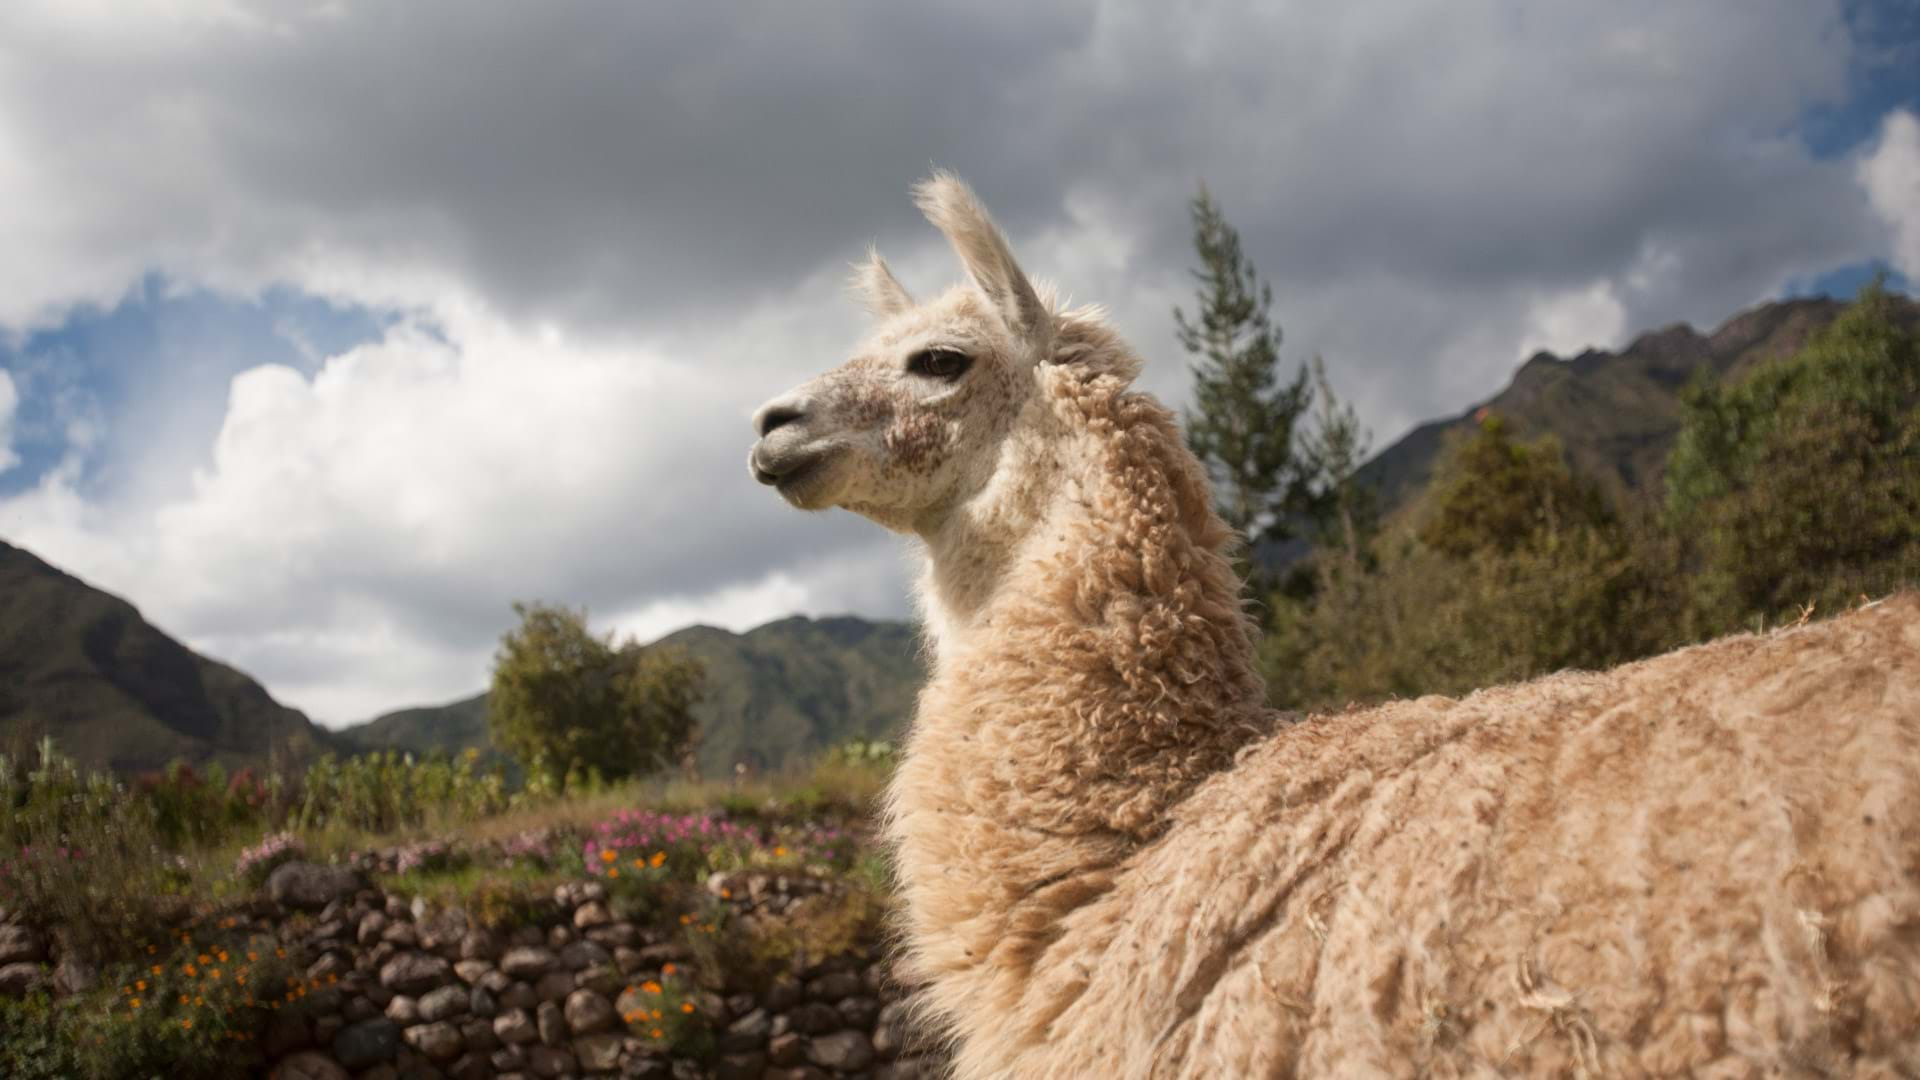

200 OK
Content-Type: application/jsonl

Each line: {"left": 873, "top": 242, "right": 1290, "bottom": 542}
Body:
{"left": 913, "top": 171, "right": 1052, "bottom": 349}
{"left": 848, "top": 246, "right": 915, "bottom": 317}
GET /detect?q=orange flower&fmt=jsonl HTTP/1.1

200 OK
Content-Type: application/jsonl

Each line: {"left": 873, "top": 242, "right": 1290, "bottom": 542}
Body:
{"left": 151, "top": 965, "right": 162, "bottom": 976}
{"left": 136, "top": 979, "right": 147, "bottom": 991}
{"left": 680, "top": 1001, "right": 694, "bottom": 1014}
{"left": 678, "top": 915, "right": 692, "bottom": 925}
{"left": 661, "top": 963, "right": 675, "bottom": 976}
{"left": 181, "top": 1019, "right": 192, "bottom": 1030}
{"left": 183, "top": 964, "right": 197, "bottom": 977}
{"left": 247, "top": 951, "right": 259, "bottom": 962}
{"left": 720, "top": 888, "right": 732, "bottom": 899}
{"left": 217, "top": 951, "right": 228, "bottom": 963}
{"left": 650, "top": 1008, "right": 662, "bottom": 1020}
{"left": 209, "top": 969, "right": 222, "bottom": 981}
{"left": 146, "top": 945, "right": 157, "bottom": 955}
{"left": 178, "top": 994, "right": 189, "bottom": 1005}
{"left": 642, "top": 981, "right": 662, "bottom": 995}
{"left": 236, "top": 974, "right": 248, "bottom": 986}
{"left": 650, "top": 851, "right": 666, "bottom": 868}
{"left": 130, "top": 998, "right": 142, "bottom": 1009}
{"left": 650, "top": 1028, "right": 663, "bottom": 1039}
{"left": 198, "top": 954, "right": 211, "bottom": 965}
{"left": 774, "top": 846, "right": 788, "bottom": 857}
{"left": 275, "top": 949, "right": 286, "bottom": 959}
{"left": 600, "top": 849, "right": 617, "bottom": 864}
{"left": 608, "top": 868, "right": 619, "bottom": 879}
{"left": 193, "top": 995, "right": 204, "bottom": 1006}
{"left": 632, "top": 858, "right": 644, "bottom": 869}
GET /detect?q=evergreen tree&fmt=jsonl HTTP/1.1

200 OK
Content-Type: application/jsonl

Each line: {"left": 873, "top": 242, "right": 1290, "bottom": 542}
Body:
{"left": 1174, "top": 185, "right": 1314, "bottom": 550}
{"left": 488, "top": 602, "right": 703, "bottom": 783}
{"left": 1667, "top": 280, "right": 1920, "bottom": 629}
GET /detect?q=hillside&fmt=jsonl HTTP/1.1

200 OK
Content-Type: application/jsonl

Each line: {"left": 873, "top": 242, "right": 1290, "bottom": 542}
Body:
{"left": 1353, "top": 294, "right": 1920, "bottom": 516}
{"left": 0, "top": 539, "right": 338, "bottom": 774}
{"left": 339, "top": 614, "right": 925, "bottom": 778}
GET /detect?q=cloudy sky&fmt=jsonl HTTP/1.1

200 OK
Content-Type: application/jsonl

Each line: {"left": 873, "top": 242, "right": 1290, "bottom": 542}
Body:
{"left": 1, "top": 1, "right": 1916, "bottom": 726}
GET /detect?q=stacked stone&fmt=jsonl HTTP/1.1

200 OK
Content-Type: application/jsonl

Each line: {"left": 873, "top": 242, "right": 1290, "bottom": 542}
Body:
{"left": 242, "top": 863, "right": 946, "bottom": 1079}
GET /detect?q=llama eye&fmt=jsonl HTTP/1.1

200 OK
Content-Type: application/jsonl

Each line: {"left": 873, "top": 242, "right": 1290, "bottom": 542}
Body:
{"left": 907, "top": 348, "right": 972, "bottom": 381}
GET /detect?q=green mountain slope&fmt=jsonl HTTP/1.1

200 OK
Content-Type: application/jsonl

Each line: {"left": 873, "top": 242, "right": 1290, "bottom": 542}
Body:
{"left": 338, "top": 615, "right": 925, "bottom": 778}
{"left": 1353, "top": 295, "right": 1920, "bottom": 517}
{"left": 0, "top": 539, "right": 338, "bottom": 774}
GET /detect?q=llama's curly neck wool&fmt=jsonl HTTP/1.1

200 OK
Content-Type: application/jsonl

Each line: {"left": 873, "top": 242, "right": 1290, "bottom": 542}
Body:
{"left": 885, "top": 319, "right": 1276, "bottom": 1042}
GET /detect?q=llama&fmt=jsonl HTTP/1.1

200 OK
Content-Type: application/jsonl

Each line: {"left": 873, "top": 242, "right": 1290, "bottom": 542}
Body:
{"left": 748, "top": 173, "right": 1920, "bottom": 1077}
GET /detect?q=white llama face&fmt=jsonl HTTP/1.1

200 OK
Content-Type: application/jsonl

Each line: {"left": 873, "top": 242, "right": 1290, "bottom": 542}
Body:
{"left": 748, "top": 285, "right": 1037, "bottom": 532}
{"left": 749, "top": 174, "right": 1053, "bottom": 533}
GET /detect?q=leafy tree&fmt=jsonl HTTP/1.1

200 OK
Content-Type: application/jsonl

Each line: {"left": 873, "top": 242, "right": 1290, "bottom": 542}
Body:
{"left": 489, "top": 602, "right": 703, "bottom": 783}
{"left": 1298, "top": 356, "right": 1376, "bottom": 563}
{"left": 1667, "top": 281, "right": 1920, "bottom": 630}
{"left": 1174, "top": 185, "right": 1315, "bottom": 549}
{"left": 1264, "top": 412, "right": 1684, "bottom": 710}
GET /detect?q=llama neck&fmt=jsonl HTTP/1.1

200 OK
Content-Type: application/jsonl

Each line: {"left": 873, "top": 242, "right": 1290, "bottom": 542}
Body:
{"left": 901, "top": 373, "right": 1271, "bottom": 841}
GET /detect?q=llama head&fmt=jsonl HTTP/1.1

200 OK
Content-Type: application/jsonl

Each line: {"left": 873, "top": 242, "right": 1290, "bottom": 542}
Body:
{"left": 749, "top": 172, "right": 1060, "bottom": 533}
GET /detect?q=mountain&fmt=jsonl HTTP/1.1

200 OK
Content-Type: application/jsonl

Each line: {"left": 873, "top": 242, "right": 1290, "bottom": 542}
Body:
{"left": 0, "top": 539, "right": 339, "bottom": 774}
{"left": 338, "top": 615, "right": 926, "bottom": 778}
{"left": 1352, "top": 294, "right": 1920, "bottom": 518}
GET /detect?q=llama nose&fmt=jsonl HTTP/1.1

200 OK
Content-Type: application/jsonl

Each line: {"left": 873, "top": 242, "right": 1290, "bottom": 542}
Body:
{"left": 754, "top": 399, "right": 807, "bottom": 438}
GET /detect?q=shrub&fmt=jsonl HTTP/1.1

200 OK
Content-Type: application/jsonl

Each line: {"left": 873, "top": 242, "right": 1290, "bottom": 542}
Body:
{"left": 233, "top": 832, "right": 304, "bottom": 886}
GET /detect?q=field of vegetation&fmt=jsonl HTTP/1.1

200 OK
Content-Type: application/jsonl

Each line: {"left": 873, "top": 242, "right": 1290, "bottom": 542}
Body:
{"left": 0, "top": 736, "right": 909, "bottom": 1078}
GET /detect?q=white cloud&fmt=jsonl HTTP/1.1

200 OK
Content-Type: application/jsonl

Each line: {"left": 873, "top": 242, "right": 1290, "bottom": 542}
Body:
{"left": 1516, "top": 281, "right": 1630, "bottom": 361}
{"left": 1861, "top": 110, "right": 1920, "bottom": 280}
{"left": 0, "top": 370, "right": 18, "bottom": 473}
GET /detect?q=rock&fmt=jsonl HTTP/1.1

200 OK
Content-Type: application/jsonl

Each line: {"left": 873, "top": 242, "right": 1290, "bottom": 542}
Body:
{"left": 269, "top": 861, "right": 367, "bottom": 911}
{"left": 490, "top": 1045, "right": 528, "bottom": 1071}
{"left": 459, "top": 930, "right": 497, "bottom": 961}
{"left": 635, "top": 942, "right": 692, "bottom": 966}
{"left": 480, "top": 969, "right": 512, "bottom": 994}
{"left": 447, "top": 1052, "right": 492, "bottom": 1080}
{"left": 574, "top": 1031, "right": 623, "bottom": 1072}
{"left": 534, "top": 970, "right": 576, "bottom": 1003}
{"left": 310, "top": 919, "right": 350, "bottom": 943}
{"left": 344, "top": 995, "right": 380, "bottom": 1023}
{"left": 0, "top": 962, "right": 45, "bottom": 998}
{"left": 0, "top": 926, "right": 45, "bottom": 966}
{"left": 808, "top": 1030, "right": 876, "bottom": 1072}
{"left": 508, "top": 925, "right": 544, "bottom": 948}
{"left": 419, "top": 983, "right": 469, "bottom": 1023}
{"left": 385, "top": 995, "right": 421, "bottom": 1025}
{"left": 564, "top": 988, "right": 616, "bottom": 1035}
{"left": 574, "top": 964, "right": 620, "bottom": 996}
{"left": 559, "top": 940, "right": 611, "bottom": 971}
{"left": 405, "top": 1019, "right": 464, "bottom": 1061}
{"left": 613, "top": 946, "right": 645, "bottom": 976}
{"left": 499, "top": 946, "right": 558, "bottom": 980}
{"left": 313, "top": 1013, "right": 345, "bottom": 1046}
{"left": 785, "top": 1001, "right": 842, "bottom": 1034}
{"left": 470, "top": 983, "right": 498, "bottom": 1018}
{"left": 332, "top": 1017, "right": 403, "bottom": 1070}
{"left": 263, "top": 1008, "right": 314, "bottom": 1056}
{"left": 528, "top": 1044, "right": 576, "bottom": 1077}
{"left": 381, "top": 921, "right": 419, "bottom": 948}
{"left": 384, "top": 895, "right": 410, "bottom": 920}
{"left": 837, "top": 994, "right": 880, "bottom": 1029}
{"left": 767, "top": 1031, "right": 806, "bottom": 1067}
{"left": 877, "top": 1056, "right": 934, "bottom": 1080}
{"left": 499, "top": 980, "right": 538, "bottom": 1011}
{"left": 307, "top": 950, "right": 351, "bottom": 980}
{"left": 873, "top": 1000, "right": 909, "bottom": 1059}
{"left": 494, "top": 1007, "right": 538, "bottom": 1044}
{"left": 52, "top": 952, "right": 96, "bottom": 996}
{"left": 806, "top": 971, "right": 863, "bottom": 1002}
{"left": 762, "top": 976, "right": 802, "bottom": 1012}
{"left": 380, "top": 952, "right": 451, "bottom": 996}
{"left": 573, "top": 900, "right": 613, "bottom": 929}
{"left": 764, "top": 1068, "right": 830, "bottom": 1080}
{"left": 720, "top": 1008, "right": 771, "bottom": 1053}
{"left": 585, "top": 922, "right": 639, "bottom": 949}
{"left": 547, "top": 925, "right": 574, "bottom": 949}
{"left": 537, "top": 999, "right": 566, "bottom": 1046}
{"left": 460, "top": 1015, "right": 501, "bottom": 1054}
{"left": 273, "top": 1050, "right": 352, "bottom": 1080}
{"left": 624, "top": 1059, "right": 674, "bottom": 1080}
{"left": 713, "top": 1052, "right": 767, "bottom": 1080}
{"left": 453, "top": 958, "right": 492, "bottom": 984}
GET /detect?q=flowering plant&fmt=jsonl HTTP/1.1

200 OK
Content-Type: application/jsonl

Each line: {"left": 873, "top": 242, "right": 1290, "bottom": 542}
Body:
{"left": 233, "top": 832, "right": 303, "bottom": 886}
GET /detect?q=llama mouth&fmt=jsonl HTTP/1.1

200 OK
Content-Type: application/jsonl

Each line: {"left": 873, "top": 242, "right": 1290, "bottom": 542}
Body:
{"left": 751, "top": 445, "right": 833, "bottom": 505}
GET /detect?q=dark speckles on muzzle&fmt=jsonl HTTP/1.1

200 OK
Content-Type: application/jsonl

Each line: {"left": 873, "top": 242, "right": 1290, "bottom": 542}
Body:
{"left": 886, "top": 409, "right": 949, "bottom": 471}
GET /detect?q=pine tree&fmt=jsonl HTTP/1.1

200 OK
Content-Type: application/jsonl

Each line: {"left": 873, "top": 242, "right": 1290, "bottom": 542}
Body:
{"left": 1174, "top": 185, "right": 1314, "bottom": 550}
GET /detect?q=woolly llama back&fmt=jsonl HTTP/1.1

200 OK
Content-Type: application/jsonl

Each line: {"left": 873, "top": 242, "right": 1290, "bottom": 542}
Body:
{"left": 748, "top": 172, "right": 1920, "bottom": 1078}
